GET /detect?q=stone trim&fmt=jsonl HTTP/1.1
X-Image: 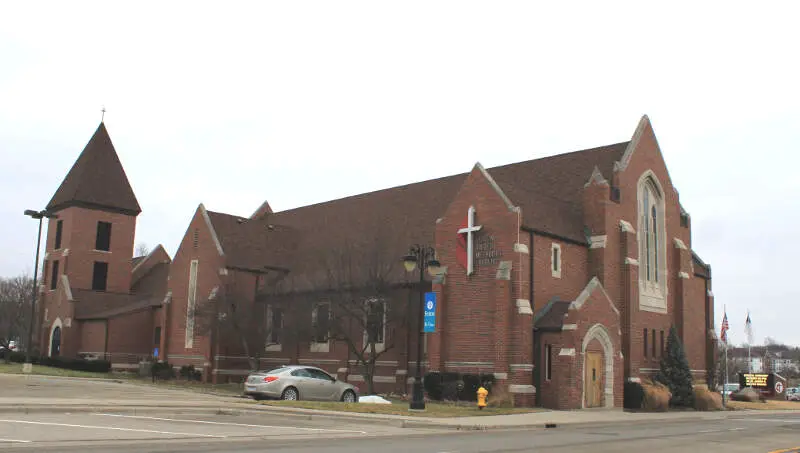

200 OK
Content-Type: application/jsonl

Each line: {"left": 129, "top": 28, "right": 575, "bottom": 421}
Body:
{"left": 474, "top": 162, "right": 517, "bottom": 212}
{"left": 584, "top": 165, "right": 609, "bottom": 187}
{"left": 562, "top": 323, "right": 578, "bottom": 331}
{"left": 708, "top": 290, "right": 714, "bottom": 297}
{"left": 673, "top": 238, "right": 688, "bottom": 250}
{"left": 516, "top": 299, "right": 533, "bottom": 315}
{"left": 347, "top": 375, "right": 365, "bottom": 382}
{"left": 614, "top": 115, "right": 649, "bottom": 172}
{"left": 619, "top": 219, "right": 636, "bottom": 234}
{"left": 337, "top": 368, "right": 349, "bottom": 373}
{"left": 373, "top": 376, "right": 397, "bottom": 383}
{"left": 508, "top": 384, "right": 536, "bottom": 394}
{"left": 61, "top": 275, "right": 73, "bottom": 301}
{"left": 299, "top": 358, "right": 341, "bottom": 364}
{"left": 559, "top": 348, "right": 576, "bottom": 357}
{"left": 395, "top": 369, "right": 408, "bottom": 376}
{"left": 218, "top": 268, "right": 228, "bottom": 276}
{"left": 445, "top": 361, "right": 493, "bottom": 368}
{"left": 348, "top": 360, "right": 398, "bottom": 367}
{"left": 551, "top": 243, "right": 562, "bottom": 278}
{"left": 213, "top": 369, "right": 251, "bottom": 375}
{"left": 199, "top": 203, "right": 225, "bottom": 256}
{"left": 570, "top": 277, "right": 620, "bottom": 316}
{"left": 493, "top": 372, "right": 508, "bottom": 380}
{"left": 589, "top": 235, "right": 608, "bottom": 249}
{"left": 309, "top": 342, "right": 330, "bottom": 353}
{"left": 513, "top": 243, "right": 529, "bottom": 254}
{"left": 510, "top": 364, "right": 534, "bottom": 372}
{"left": 624, "top": 257, "right": 639, "bottom": 266}
{"left": 496, "top": 260, "right": 513, "bottom": 280}
{"left": 678, "top": 271, "right": 690, "bottom": 279}
{"left": 581, "top": 323, "right": 616, "bottom": 408}
{"left": 626, "top": 377, "right": 642, "bottom": 383}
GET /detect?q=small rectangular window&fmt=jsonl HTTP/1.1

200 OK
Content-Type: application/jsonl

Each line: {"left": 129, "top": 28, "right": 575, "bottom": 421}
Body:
{"left": 312, "top": 303, "right": 330, "bottom": 343}
{"left": 660, "top": 330, "right": 665, "bottom": 355}
{"left": 92, "top": 261, "right": 108, "bottom": 291}
{"left": 95, "top": 221, "right": 112, "bottom": 251}
{"left": 643, "top": 328, "right": 648, "bottom": 358}
{"left": 54, "top": 220, "right": 63, "bottom": 249}
{"left": 551, "top": 243, "right": 562, "bottom": 278}
{"left": 545, "top": 344, "right": 552, "bottom": 381}
{"left": 50, "top": 261, "right": 60, "bottom": 290}
{"left": 680, "top": 214, "right": 689, "bottom": 228}
{"left": 366, "top": 300, "right": 385, "bottom": 344}
{"left": 652, "top": 329, "right": 657, "bottom": 357}
{"left": 270, "top": 307, "right": 283, "bottom": 344}
{"left": 153, "top": 327, "right": 162, "bottom": 346}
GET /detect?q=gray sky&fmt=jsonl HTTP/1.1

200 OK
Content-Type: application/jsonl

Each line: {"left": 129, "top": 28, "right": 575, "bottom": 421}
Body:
{"left": 1, "top": 1, "right": 798, "bottom": 346}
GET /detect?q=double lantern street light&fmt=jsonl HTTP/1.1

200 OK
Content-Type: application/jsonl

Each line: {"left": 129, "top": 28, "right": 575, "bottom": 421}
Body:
{"left": 402, "top": 245, "right": 442, "bottom": 411}
{"left": 23, "top": 209, "right": 58, "bottom": 365}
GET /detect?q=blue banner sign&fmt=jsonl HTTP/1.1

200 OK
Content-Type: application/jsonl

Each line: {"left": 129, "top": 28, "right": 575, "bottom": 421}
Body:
{"left": 423, "top": 292, "right": 437, "bottom": 333}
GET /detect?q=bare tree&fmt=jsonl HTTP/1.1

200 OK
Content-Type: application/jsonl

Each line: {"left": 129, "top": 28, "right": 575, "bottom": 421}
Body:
{"left": 193, "top": 272, "right": 310, "bottom": 371}
{"left": 0, "top": 275, "right": 33, "bottom": 356}
{"left": 135, "top": 243, "right": 150, "bottom": 257}
{"left": 315, "top": 239, "right": 409, "bottom": 395}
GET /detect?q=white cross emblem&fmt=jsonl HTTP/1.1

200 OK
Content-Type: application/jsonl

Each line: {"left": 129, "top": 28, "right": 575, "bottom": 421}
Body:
{"left": 458, "top": 205, "right": 482, "bottom": 276}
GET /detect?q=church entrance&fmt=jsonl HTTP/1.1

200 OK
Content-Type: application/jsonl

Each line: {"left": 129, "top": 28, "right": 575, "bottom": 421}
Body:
{"left": 50, "top": 326, "right": 61, "bottom": 357}
{"left": 584, "top": 350, "right": 604, "bottom": 407}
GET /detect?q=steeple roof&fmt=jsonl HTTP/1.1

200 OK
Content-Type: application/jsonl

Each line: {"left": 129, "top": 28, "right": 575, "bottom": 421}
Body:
{"left": 46, "top": 122, "right": 141, "bottom": 215}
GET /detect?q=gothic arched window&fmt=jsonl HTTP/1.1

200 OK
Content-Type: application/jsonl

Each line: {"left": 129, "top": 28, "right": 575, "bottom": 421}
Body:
{"left": 638, "top": 172, "right": 667, "bottom": 312}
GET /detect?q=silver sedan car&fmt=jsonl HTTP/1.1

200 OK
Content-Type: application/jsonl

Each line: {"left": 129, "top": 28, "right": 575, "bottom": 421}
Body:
{"left": 243, "top": 365, "right": 360, "bottom": 402}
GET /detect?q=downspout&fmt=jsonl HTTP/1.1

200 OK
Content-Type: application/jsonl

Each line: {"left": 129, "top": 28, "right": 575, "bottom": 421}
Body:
{"left": 529, "top": 231, "right": 534, "bottom": 311}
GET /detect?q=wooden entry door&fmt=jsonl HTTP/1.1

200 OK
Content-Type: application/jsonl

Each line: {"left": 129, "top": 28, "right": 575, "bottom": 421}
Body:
{"left": 585, "top": 352, "right": 604, "bottom": 408}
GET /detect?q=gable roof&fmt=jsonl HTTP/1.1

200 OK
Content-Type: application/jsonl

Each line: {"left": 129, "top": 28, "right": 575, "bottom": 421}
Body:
{"left": 46, "top": 122, "right": 141, "bottom": 215}
{"left": 206, "top": 141, "right": 628, "bottom": 290}
{"left": 534, "top": 300, "right": 571, "bottom": 331}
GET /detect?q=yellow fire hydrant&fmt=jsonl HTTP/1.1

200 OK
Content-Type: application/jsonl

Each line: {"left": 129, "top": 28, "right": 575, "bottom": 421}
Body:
{"left": 477, "top": 385, "right": 488, "bottom": 410}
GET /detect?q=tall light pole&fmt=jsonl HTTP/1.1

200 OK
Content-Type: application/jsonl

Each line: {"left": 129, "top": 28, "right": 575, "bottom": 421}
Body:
{"left": 23, "top": 209, "right": 57, "bottom": 364}
{"left": 402, "top": 245, "right": 441, "bottom": 411}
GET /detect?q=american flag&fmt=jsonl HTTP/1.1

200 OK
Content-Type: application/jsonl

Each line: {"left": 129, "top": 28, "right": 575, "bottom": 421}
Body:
{"left": 720, "top": 312, "right": 729, "bottom": 344}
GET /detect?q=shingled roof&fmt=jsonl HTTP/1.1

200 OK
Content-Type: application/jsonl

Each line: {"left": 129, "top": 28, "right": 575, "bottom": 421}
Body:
{"left": 46, "top": 122, "right": 141, "bottom": 215}
{"left": 206, "top": 141, "right": 628, "bottom": 291}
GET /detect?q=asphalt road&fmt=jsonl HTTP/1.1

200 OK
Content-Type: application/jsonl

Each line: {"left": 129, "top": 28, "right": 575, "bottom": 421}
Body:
{"left": 0, "top": 411, "right": 797, "bottom": 452}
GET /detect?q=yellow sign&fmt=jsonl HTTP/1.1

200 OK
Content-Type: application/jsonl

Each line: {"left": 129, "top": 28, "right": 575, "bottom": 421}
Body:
{"left": 742, "top": 373, "right": 769, "bottom": 387}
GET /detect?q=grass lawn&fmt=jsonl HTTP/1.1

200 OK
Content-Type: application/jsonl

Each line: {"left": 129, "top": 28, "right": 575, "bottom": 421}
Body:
{"left": 728, "top": 400, "right": 800, "bottom": 411}
{"left": 131, "top": 379, "right": 245, "bottom": 397}
{"left": 0, "top": 362, "right": 118, "bottom": 380}
{"left": 257, "top": 399, "right": 538, "bottom": 417}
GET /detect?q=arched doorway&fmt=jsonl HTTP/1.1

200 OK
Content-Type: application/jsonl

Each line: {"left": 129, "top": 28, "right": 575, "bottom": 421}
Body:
{"left": 49, "top": 319, "right": 62, "bottom": 357}
{"left": 582, "top": 323, "right": 614, "bottom": 408}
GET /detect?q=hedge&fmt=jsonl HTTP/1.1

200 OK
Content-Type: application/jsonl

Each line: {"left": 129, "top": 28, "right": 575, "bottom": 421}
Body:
{"left": 2, "top": 350, "right": 112, "bottom": 373}
{"left": 624, "top": 380, "right": 645, "bottom": 410}
{"left": 424, "top": 371, "right": 496, "bottom": 401}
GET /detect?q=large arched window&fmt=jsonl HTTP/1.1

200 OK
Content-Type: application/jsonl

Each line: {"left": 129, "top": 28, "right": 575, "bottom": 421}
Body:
{"left": 638, "top": 172, "right": 667, "bottom": 312}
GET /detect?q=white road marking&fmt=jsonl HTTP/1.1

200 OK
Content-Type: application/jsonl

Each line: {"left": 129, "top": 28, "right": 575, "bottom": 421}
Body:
{"left": 697, "top": 427, "right": 745, "bottom": 434}
{"left": 94, "top": 413, "right": 368, "bottom": 434}
{"left": 0, "top": 438, "right": 31, "bottom": 443}
{"left": 736, "top": 418, "right": 800, "bottom": 423}
{"left": 0, "top": 419, "right": 225, "bottom": 438}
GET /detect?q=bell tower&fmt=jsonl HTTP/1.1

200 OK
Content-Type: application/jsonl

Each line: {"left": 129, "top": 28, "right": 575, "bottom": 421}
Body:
{"left": 42, "top": 122, "right": 141, "bottom": 295}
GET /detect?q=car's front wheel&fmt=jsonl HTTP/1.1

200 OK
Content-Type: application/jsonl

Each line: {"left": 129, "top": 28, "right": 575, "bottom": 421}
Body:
{"left": 341, "top": 390, "right": 357, "bottom": 403}
{"left": 281, "top": 387, "right": 299, "bottom": 401}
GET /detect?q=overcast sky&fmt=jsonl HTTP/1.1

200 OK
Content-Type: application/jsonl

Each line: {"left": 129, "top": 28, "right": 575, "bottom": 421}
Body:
{"left": 1, "top": 1, "right": 798, "bottom": 346}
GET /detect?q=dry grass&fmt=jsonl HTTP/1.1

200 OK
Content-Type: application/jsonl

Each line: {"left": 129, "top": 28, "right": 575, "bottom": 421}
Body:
{"left": 694, "top": 387, "right": 723, "bottom": 411}
{"left": 641, "top": 380, "right": 671, "bottom": 412}
{"left": 257, "top": 399, "right": 537, "bottom": 417}
{"left": 727, "top": 400, "right": 800, "bottom": 411}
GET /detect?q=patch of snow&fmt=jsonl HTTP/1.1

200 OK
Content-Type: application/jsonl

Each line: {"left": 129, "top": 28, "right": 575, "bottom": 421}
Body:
{"left": 358, "top": 395, "right": 392, "bottom": 404}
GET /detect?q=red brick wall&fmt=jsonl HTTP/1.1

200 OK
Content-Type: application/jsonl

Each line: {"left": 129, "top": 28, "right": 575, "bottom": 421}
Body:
{"left": 79, "top": 320, "right": 106, "bottom": 355}
{"left": 107, "top": 309, "right": 155, "bottom": 363}
{"left": 532, "top": 237, "right": 589, "bottom": 310}
{"left": 165, "top": 205, "right": 222, "bottom": 375}
{"left": 43, "top": 206, "right": 136, "bottom": 293}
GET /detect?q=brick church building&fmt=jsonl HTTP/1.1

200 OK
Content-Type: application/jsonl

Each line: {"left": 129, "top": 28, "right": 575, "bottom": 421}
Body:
{"left": 35, "top": 115, "right": 716, "bottom": 409}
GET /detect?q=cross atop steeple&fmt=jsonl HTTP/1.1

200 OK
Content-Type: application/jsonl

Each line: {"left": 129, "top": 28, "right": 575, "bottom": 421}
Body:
{"left": 101, "top": 106, "right": 106, "bottom": 122}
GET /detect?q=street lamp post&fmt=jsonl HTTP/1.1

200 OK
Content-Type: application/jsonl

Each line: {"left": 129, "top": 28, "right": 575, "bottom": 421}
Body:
{"left": 402, "top": 245, "right": 441, "bottom": 411}
{"left": 24, "top": 209, "right": 56, "bottom": 364}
